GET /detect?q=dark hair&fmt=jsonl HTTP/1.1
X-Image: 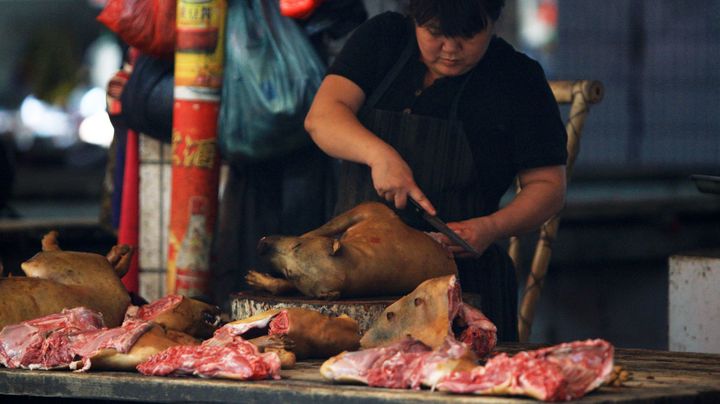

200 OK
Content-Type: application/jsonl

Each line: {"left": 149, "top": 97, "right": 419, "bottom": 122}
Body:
{"left": 408, "top": 0, "right": 505, "bottom": 38}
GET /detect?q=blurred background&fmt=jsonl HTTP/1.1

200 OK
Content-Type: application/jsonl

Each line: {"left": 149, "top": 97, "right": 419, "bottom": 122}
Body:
{"left": 0, "top": 0, "right": 718, "bottom": 349}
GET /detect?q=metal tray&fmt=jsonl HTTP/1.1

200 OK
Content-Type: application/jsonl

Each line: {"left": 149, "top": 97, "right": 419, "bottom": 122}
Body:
{"left": 691, "top": 174, "right": 720, "bottom": 195}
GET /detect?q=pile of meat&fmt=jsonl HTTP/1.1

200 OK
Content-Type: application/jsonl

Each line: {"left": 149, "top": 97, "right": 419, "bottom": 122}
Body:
{"left": 0, "top": 295, "right": 281, "bottom": 381}
{"left": 0, "top": 307, "right": 151, "bottom": 371}
{"left": 322, "top": 336, "right": 613, "bottom": 401}
{"left": 1, "top": 272, "right": 616, "bottom": 401}
{"left": 0, "top": 294, "right": 363, "bottom": 381}
{"left": 321, "top": 275, "right": 615, "bottom": 401}
{"left": 136, "top": 334, "right": 280, "bottom": 380}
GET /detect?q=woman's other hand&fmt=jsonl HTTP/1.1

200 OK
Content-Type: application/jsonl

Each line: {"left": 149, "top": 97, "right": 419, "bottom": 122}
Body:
{"left": 436, "top": 164, "right": 566, "bottom": 258}
{"left": 433, "top": 217, "right": 498, "bottom": 258}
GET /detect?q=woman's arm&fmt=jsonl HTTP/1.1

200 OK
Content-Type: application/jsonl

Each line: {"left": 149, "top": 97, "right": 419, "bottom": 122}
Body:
{"left": 305, "top": 74, "right": 436, "bottom": 213}
{"left": 443, "top": 164, "right": 566, "bottom": 257}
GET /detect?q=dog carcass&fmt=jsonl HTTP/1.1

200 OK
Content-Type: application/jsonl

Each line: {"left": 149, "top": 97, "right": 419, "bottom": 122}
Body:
{"left": 247, "top": 202, "right": 457, "bottom": 299}
{"left": 0, "top": 231, "right": 132, "bottom": 329}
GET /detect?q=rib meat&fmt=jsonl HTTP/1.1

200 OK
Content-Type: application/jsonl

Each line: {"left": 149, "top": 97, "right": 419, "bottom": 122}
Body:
{"left": 136, "top": 336, "right": 281, "bottom": 380}
{"left": 437, "top": 339, "right": 614, "bottom": 401}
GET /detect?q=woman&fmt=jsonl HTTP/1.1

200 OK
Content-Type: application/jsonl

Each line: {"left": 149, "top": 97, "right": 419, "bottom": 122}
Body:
{"left": 304, "top": 0, "right": 567, "bottom": 341}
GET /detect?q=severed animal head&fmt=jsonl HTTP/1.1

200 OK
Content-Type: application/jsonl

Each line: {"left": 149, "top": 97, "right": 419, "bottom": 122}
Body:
{"left": 360, "top": 274, "right": 497, "bottom": 358}
{"left": 360, "top": 275, "right": 461, "bottom": 350}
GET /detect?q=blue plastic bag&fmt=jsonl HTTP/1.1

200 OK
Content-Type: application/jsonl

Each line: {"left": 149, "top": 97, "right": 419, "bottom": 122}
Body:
{"left": 218, "top": 0, "right": 326, "bottom": 164}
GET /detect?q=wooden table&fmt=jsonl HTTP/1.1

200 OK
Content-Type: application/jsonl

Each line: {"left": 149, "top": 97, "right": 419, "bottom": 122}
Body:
{"left": 1, "top": 345, "right": 719, "bottom": 403}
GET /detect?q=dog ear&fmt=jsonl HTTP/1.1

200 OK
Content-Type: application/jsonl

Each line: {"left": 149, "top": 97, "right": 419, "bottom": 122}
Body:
{"left": 331, "top": 239, "right": 342, "bottom": 256}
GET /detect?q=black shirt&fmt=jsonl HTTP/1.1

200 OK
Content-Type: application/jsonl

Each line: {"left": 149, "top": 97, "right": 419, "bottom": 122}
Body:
{"left": 328, "top": 12, "right": 567, "bottom": 209}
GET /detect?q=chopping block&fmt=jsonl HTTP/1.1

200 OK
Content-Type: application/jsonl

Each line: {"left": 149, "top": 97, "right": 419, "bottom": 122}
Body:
{"left": 230, "top": 290, "right": 482, "bottom": 334}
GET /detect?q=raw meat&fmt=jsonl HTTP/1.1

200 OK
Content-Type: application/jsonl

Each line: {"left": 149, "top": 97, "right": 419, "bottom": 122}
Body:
{"left": 126, "top": 294, "right": 221, "bottom": 338}
{"left": 322, "top": 337, "right": 614, "bottom": 401}
{"left": 437, "top": 339, "right": 614, "bottom": 401}
{"left": 455, "top": 303, "right": 497, "bottom": 358}
{"left": 68, "top": 319, "right": 155, "bottom": 371}
{"left": 321, "top": 337, "right": 476, "bottom": 389}
{"left": 136, "top": 335, "right": 281, "bottom": 380}
{"left": 220, "top": 308, "right": 360, "bottom": 360}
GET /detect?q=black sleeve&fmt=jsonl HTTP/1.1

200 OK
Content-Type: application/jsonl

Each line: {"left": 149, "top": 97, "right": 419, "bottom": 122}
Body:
{"left": 326, "top": 11, "right": 408, "bottom": 97}
{"left": 510, "top": 60, "right": 568, "bottom": 170}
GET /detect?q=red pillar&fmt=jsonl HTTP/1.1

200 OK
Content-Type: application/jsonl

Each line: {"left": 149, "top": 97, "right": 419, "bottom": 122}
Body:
{"left": 167, "top": 0, "right": 226, "bottom": 298}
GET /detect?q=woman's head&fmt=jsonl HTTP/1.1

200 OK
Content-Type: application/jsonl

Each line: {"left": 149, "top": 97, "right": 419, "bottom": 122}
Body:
{"left": 409, "top": 0, "right": 505, "bottom": 38}
{"left": 410, "top": 0, "right": 505, "bottom": 80}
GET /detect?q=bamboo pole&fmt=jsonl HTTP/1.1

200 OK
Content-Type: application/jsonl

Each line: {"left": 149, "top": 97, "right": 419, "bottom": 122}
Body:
{"left": 516, "top": 80, "right": 604, "bottom": 342}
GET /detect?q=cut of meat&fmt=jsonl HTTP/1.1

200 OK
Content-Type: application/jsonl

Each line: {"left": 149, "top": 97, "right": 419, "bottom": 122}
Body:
{"left": 321, "top": 337, "right": 475, "bottom": 390}
{"left": 136, "top": 336, "right": 281, "bottom": 380}
{"left": 267, "top": 308, "right": 360, "bottom": 359}
{"left": 0, "top": 306, "right": 203, "bottom": 373}
{"left": 134, "top": 295, "right": 184, "bottom": 320}
{"left": 218, "top": 309, "right": 280, "bottom": 339}
{"left": 0, "top": 307, "right": 104, "bottom": 369}
{"left": 126, "top": 294, "right": 221, "bottom": 338}
{"left": 218, "top": 308, "right": 360, "bottom": 360}
{"left": 68, "top": 319, "right": 155, "bottom": 371}
{"left": 455, "top": 303, "right": 497, "bottom": 358}
{"left": 321, "top": 338, "right": 430, "bottom": 385}
{"left": 437, "top": 339, "right": 614, "bottom": 401}
{"left": 322, "top": 337, "right": 614, "bottom": 401}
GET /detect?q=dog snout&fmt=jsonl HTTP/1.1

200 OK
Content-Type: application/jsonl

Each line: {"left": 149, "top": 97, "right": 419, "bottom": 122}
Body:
{"left": 257, "top": 237, "right": 274, "bottom": 256}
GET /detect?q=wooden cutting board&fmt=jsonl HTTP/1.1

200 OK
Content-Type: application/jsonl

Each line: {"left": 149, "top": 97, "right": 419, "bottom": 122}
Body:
{"left": 230, "top": 291, "right": 482, "bottom": 334}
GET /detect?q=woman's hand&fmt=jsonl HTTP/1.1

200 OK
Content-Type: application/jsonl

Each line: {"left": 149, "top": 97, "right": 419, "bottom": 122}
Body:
{"left": 368, "top": 148, "right": 435, "bottom": 214}
{"left": 306, "top": 75, "right": 434, "bottom": 215}
{"left": 433, "top": 217, "right": 499, "bottom": 258}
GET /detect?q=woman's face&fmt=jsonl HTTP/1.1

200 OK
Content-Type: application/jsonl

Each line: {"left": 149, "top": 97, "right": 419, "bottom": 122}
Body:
{"left": 415, "top": 20, "right": 494, "bottom": 80}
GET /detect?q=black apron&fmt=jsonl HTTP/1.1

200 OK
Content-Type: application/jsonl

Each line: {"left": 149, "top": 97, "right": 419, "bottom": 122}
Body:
{"left": 335, "top": 36, "right": 518, "bottom": 342}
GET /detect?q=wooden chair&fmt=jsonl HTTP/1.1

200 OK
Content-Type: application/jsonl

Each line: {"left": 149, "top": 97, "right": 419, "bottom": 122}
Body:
{"left": 509, "top": 80, "right": 604, "bottom": 342}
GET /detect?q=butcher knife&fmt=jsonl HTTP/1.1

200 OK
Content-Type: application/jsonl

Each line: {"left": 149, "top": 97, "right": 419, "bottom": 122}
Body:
{"left": 407, "top": 197, "right": 482, "bottom": 256}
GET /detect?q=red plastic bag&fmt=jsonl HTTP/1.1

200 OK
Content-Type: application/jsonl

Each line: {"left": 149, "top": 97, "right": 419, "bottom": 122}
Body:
{"left": 97, "top": 0, "right": 176, "bottom": 57}
{"left": 279, "top": 0, "right": 324, "bottom": 19}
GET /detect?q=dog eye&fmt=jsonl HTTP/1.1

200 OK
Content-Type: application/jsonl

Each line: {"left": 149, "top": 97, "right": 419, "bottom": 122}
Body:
{"left": 414, "top": 298, "right": 424, "bottom": 306}
{"left": 386, "top": 312, "right": 395, "bottom": 321}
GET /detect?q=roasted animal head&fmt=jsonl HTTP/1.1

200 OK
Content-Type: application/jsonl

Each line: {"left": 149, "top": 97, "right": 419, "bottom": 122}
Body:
{"left": 361, "top": 275, "right": 461, "bottom": 350}
{"left": 256, "top": 235, "right": 346, "bottom": 299}
{"left": 360, "top": 274, "right": 497, "bottom": 358}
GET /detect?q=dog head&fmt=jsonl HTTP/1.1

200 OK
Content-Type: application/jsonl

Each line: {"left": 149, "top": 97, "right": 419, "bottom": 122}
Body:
{"left": 257, "top": 235, "right": 346, "bottom": 299}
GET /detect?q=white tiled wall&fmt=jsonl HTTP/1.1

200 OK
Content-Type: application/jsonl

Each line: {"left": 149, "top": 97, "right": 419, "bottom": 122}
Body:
{"left": 138, "top": 134, "right": 171, "bottom": 301}
{"left": 137, "top": 133, "right": 227, "bottom": 302}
